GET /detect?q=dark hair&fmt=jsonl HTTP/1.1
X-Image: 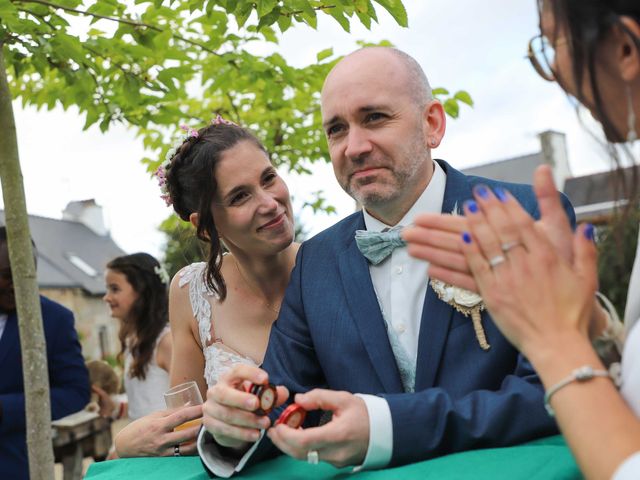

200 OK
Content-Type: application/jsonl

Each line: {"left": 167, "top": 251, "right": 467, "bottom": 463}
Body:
{"left": 107, "top": 253, "right": 169, "bottom": 380}
{"left": 545, "top": 1, "right": 640, "bottom": 234}
{"left": 164, "top": 122, "right": 267, "bottom": 300}
{"left": 544, "top": 0, "right": 640, "bottom": 142}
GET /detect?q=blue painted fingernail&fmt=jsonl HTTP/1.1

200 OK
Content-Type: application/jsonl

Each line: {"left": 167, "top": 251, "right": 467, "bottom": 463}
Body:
{"left": 474, "top": 184, "right": 490, "bottom": 199}
{"left": 584, "top": 223, "right": 595, "bottom": 241}
{"left": 462, "top": 232, "right": 472, "bottom": 244}
{"left": 464, "top": 200, "right": 478, "bottom": 213}
{"left": 495, "top": 187, "right": 508, "bottom": 203}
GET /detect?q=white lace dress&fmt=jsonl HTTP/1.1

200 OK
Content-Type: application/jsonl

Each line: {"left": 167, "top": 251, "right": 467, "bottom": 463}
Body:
{"left": 178, "top": 262, "right": 257, "bottom": 387}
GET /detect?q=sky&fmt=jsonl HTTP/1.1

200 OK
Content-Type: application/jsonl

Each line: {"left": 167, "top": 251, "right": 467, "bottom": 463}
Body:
{"left": 2, "top": 0, "right": 616, "bottom": 259}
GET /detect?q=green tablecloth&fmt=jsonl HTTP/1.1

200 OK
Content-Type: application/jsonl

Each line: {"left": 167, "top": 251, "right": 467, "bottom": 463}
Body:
{"left": 85, "top": 435, "right": 582, "bottom": 479}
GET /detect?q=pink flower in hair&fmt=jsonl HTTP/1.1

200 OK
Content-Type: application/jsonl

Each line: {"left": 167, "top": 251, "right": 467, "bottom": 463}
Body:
{"left": 212, "top": 114, "right": 237, "bottom": 126}
{"left": 154, "top": 164, "right": 172, "bottom": 206}
{"left": 180, "top": 124, "right": 199, "bottom": 138}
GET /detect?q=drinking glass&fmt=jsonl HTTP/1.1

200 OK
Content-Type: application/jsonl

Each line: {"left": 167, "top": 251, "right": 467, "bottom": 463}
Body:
{"left": 164, "top": 381, "right": 203, "bottom": 431}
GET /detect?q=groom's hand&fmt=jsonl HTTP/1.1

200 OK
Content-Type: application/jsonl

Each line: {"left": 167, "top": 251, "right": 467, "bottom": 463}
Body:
{"left": 267, "top": 389, "right": 369, "bottom": 468}
{"left": 203, "top": 364, "right": 289, "bottom": 449}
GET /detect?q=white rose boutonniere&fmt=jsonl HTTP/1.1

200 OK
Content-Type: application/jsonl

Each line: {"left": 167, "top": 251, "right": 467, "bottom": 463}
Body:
{"left": 430, "top": 279, "right": 490, "bottom": 350}
{"left": 428, "top": 203, "right": 490, "bottom": 350}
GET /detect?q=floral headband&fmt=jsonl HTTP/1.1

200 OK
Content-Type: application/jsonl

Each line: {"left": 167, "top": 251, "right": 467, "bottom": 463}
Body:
{"left": 154, "top": 115, "right": 238, "bottom": 207}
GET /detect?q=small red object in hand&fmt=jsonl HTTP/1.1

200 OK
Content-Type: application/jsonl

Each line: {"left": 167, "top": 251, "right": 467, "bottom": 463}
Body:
{"left": 275, "top": 403, "right": 307, "bottom": 429}
{"left": 245, "top": 383, "right": 278, "bottom": 415}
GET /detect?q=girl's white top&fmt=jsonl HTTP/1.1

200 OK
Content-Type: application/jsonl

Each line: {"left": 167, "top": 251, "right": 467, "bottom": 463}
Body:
{"left": 124, "top": 325, "right": 171, "bottom": 420}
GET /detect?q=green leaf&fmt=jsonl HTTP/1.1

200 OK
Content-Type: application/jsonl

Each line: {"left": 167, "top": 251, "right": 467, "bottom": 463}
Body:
{"left": 51, "top": 33, "right": 84, "bottom": 63}
{"left": 257, "top": 0, "right": 277, "bottom": 17}
{"left": 123, "top": 75, "right": 142, "bottom": 104}
{"left": 260, "top": 25, "right": 279, "bottom": 43}
{"left": 224, "top": 0, "right": 239, "bottom": 12}
{"left": 355, "top": 9, "right": 371, "bottom": 29}
{"left": 83, "top": 108, "right": 100, "bottom": 130}
{"left": 443, "top": 98, "right": 459, "bottom": 118}
{"left": 316, "top": 47, "right": 333, "bottom": 62}
{"left": 373, "top": 0, "right": 407, "bottom": 27}
{"left": 0, "top": 0, "right": 18, "bottom": 20}
{"left": 454, "top": 90, "right": 474, "bottom": 107}
{"left": 431, "top": 87, "right": 449, "bottom": 96}
{"left": 99, "top": 115, "right": 111, "bottom": 133}
{"left": 277, "top": 14, "right": 292, "bottom": 33}
{"left": 327, "top": 8, "right": 350, "bottom": 32}
{"left": 235, "top": 2, "right": 253, "bottom": 28}
{"left": 257, "top": 7, "right": 280, "bottom": 30}
{"left": 153, "top": 29, "right": 172, "bottom": 49}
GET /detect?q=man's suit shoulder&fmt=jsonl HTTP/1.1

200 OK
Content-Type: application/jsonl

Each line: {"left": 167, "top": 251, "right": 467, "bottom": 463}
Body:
{"left": 461, "top": 171, "right": 574, "bottom": 224}
{"left": 302, "top": 210, "right": 362, "bottom": 252}
{"left": 39, "top": 295, "right": 75, "bottom": 329}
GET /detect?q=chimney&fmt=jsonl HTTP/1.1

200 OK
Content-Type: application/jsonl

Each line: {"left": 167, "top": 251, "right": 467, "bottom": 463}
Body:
{"left": 538, "top": 130, "right": 572, "bottom": 191}
{"left": 62, "top": 199, "right": 108, "bottom": 236}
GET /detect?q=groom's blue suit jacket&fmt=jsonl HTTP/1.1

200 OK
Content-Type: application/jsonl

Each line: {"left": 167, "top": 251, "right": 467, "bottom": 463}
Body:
{"left": 240, "top": 160, "right": 573, "bottom": 468}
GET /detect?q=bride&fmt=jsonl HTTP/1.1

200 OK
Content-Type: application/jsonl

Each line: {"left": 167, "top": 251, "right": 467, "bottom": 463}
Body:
{"left": 114, "top": 117, "right": 298, "bottom": 457}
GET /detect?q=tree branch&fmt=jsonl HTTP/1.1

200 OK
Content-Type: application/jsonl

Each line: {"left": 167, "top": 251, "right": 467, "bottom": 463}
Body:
{"left": 283, "top": 4, "right": 336, "bottom": 17}
{"left": 13, "top": 0, "right": 224, "bottom": 56}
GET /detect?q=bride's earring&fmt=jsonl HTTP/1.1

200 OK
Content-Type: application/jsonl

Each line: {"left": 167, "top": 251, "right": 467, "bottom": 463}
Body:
{"left": 626, "top": 85, "right": 637, "bottom": 142}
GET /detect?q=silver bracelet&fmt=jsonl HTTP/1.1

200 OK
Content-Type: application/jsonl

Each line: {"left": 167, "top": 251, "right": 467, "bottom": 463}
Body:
{"left": 544, "top": 365, "right": 612, "bottom": 417}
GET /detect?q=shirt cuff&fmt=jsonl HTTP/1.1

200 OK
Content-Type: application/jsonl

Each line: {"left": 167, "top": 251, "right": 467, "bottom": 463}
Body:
{"left": 353, "top": 393, "right": 392, "bottom": 472}
{"left": 197, "top": 427, "right": 264, "bottom": 478}
{"left": 613, "top": 451, "right": 640, "bottom": 480}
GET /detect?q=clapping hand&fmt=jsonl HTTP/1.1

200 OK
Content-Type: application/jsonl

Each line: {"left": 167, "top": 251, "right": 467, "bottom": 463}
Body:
{"left": 403, "top": 165, "right": 575, "bottom": 293}
{"left": 403, "top": 165, "right": 609, "bottom": 341}
{"left": 445, "top": 179, "right": 598, "bottom": 358}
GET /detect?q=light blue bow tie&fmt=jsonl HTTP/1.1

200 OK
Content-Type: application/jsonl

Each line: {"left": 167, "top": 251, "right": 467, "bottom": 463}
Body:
{"left": 355, "top": 226, "right": 407, "bottom": 265}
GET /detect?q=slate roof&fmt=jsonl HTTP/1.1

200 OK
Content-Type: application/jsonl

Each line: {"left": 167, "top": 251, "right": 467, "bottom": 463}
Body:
{"left": 562, "top": 166, "right": 638, "bottom": 220}
{"left": 0, "top": 211, "right": 127, "bottom": 295}
{"left": 461, "top": 153, "right": 544, "bottom": 185}
{"left": 563, "top": 166, "right": 637, "bottom": 206}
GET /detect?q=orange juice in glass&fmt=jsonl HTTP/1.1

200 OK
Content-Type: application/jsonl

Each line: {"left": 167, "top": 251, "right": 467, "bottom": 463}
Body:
{"left": 164, "top": 381, "right": 203, "bottom": 432}
{"left": 174, "top": 417, "right": 203, "bottom": 431}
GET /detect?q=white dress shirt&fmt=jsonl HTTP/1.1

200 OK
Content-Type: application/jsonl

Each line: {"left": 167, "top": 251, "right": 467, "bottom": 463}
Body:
{"left": 358, "top": 161, "right": 446, "bottom": 469}
{"left": 0, "top": 313, "right": 7, "bottom": 342}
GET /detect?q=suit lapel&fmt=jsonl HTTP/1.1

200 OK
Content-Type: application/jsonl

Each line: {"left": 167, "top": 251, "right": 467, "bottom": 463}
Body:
{"left": 0, "top": 312, "right": 19, "bottom": 367}
{"left": 337, "top": 216, "right": 404, "bottom": 394}
{"left": 415, "top": 160, "right": 474, "bottom": 391}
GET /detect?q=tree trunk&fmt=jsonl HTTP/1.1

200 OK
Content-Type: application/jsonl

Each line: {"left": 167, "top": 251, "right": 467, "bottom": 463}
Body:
{"left": 0, "top": 45, "right": 55, "bottom": 480}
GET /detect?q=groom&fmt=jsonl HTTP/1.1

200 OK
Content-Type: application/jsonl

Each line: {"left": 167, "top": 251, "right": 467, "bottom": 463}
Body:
{"left": 199, "top": 47, "right": 572, "bottom": 475}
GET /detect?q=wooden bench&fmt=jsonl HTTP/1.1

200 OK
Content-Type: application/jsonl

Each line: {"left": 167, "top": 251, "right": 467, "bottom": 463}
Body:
{"left": 52, "top": 410, "right": 112, "bottom": 480}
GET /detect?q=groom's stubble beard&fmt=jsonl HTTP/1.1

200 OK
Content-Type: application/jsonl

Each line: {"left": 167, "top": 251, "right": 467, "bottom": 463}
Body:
{"left": 344, "top": 135, "right": 430, "bottom": 213}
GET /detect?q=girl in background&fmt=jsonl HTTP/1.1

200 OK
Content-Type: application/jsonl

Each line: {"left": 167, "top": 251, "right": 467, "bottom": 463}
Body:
{"left": 99, "top": 252, "right": 172, "bottom": 420}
